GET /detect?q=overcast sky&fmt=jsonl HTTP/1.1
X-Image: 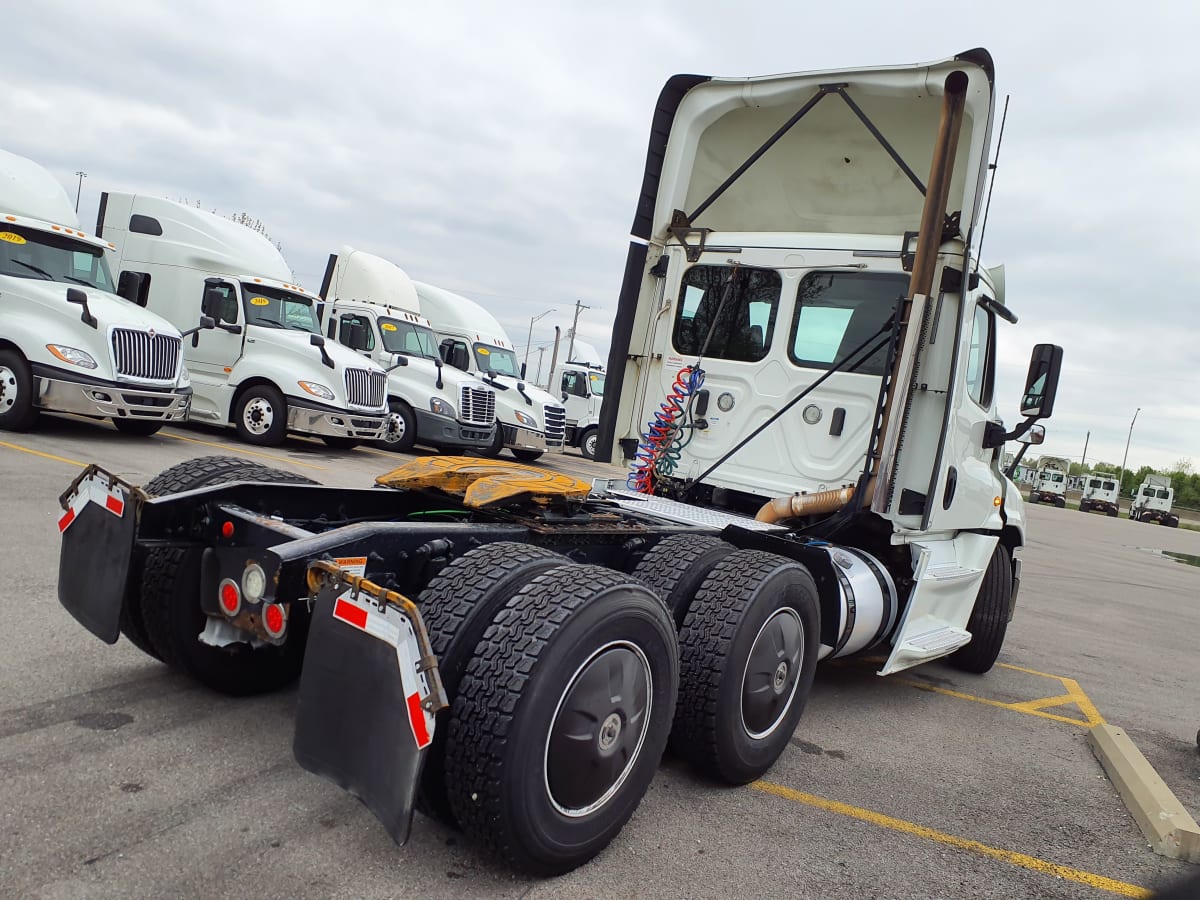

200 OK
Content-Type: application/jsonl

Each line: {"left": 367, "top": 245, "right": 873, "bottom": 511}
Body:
{"left": 5, "top": 1, "right": 1197, "bottom": 472}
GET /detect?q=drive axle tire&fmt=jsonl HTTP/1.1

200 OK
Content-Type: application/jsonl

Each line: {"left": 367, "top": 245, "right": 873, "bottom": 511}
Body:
{"left": 234, "top": 383, "right": 287, "bottom": 446}
{"left": 947, "top": 544, "right": 1013, "bottom": 675}
{"left": 632, "top": 534, "right": 736, "bottom": 628}
{"left": 136, "top": 457, "right": 318, "bottom": 694}
{"left": 1106, "top": 508, "right": 1117, "bottom": 517}
{"left": 1079, "top": 501, "right": 1089, "bottom": 513}
{"left": 1055, "top": 496, "right": 1066, "bottom": 508}
{"left": 415, "top": 542, "right": 570, "bottom": 827}
{"left": 0, "top": 349, "right": 37, "bottom": 432}
{"left": 445, "top": 566, "right": 678, "bottom": 876}
{"left": 672, "top": 549, "right": 820, "bottom": 785}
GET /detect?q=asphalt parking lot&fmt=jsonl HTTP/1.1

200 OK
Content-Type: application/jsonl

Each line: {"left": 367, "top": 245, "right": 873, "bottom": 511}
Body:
{"left": 1, "top": 414, "right": 1198, "bottom": 899}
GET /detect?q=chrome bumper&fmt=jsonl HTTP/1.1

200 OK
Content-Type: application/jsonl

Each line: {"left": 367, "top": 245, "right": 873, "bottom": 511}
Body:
{"left": 286, "top": 401, "right": 390, "bottom": 440}
{"left": 506, "top": 424, "right": 565, "bottom": 453}
{"left": 35, "top": 375, "right": 191, "bottom": 423}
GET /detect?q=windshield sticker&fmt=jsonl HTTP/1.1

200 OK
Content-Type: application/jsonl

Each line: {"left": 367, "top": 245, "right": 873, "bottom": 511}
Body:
{"left": 381, "top": 322, "right": 397, "bottom": 332}
{"left": 477, "top": 347, "right": 490, "bottom": 355}
{"left": 249, "top": 296, "right": 270, "bottom": 306}
{"left": 0, "top": 231, "right": 27, "bottom": 245}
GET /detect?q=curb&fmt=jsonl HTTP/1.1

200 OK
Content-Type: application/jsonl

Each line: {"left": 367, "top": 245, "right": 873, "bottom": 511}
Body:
{"left": 1088, "top": 723, "right": 1200, "bottom": 863}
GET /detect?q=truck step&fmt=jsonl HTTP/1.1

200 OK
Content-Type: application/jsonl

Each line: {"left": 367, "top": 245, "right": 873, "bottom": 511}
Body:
{"left": 924, "top": 563, "right": 983, "bottom": 582}
{"left": 600, "top": 487, "right": 787, "bottom": 532}
{"left": 897, "top": 624, "right": 972, "bottom": 656}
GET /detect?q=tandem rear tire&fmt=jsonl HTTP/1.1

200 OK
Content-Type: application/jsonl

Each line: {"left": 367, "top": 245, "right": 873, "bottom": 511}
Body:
{"left": 632, "top": 533, "right": 736, "bottom": 628}
{"left": 444, "top": 566, "right": 678, "bottom": 876}
{"left": 415, "top": 542, "right": 570, "bottom": 828}
{"left": 134, "top": 457, "right": 318, "bottom": 694}
{"left": 672, "top": 549, "right": 820, "bottom": 785}
{"left": 947, "top": 544, "right": 1013, "bottom": 675}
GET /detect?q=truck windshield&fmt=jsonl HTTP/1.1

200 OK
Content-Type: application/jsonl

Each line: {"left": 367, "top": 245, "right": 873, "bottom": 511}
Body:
{"left": 379, "top": 317, "right": 440, "bottom": 359}
{"left": 0, "top": 224, "right": 116, "bottom": 293}
{"left": 589, "top": 372, "right": 605, "bottom": 396}
{"left": 242, "top": 283, "right": 319, "bottom": 333}
{"left": 473, "top": 343, "right": 520, "bottom": 377}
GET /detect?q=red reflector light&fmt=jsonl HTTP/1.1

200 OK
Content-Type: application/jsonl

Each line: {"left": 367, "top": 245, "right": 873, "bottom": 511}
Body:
{"left": 219, "top": 580, "right": 241, "bottom": 616}
{"left": 263, "top": 603, "right": 286, "bottom": 638}
{"left": 221, "top": 521, "right": 235, "bottom": 539}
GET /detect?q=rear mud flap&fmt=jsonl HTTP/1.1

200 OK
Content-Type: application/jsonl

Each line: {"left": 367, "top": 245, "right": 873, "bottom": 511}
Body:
{"left": 56, "top": 468, "right": 138, "bottom": 644}
{"left": 293, "top": 574, "right": 445, "bottom": 845}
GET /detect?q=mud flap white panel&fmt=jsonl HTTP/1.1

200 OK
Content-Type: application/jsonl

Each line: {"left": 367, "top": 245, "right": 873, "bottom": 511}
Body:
{"left": 879, "top": 532, "right": 998, "bottom": 675}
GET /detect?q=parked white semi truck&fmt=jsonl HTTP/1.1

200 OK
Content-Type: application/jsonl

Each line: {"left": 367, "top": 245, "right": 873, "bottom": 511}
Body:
{"left": 1027, "top": 457, "right": 1069, "bottom": 507}
{"left": 551, "top": 360, "right": 605, "bottom": 458}
{"left": 0, "top": 149, "right": 191, "bottom": 435}
{"left": 1130, "top": 473, "right": 1179, "bottom": 527}
{"left": 1078, "top": 472, "right": 1120, "bottom": 516}
{"left": 54, "top": 49, "right": 1063, "bottom": 877}
{"left": 319, "top": 246, "right": 497, "bottom": 453}
{"left": 415, "top": 281, "right": 566, "bottom": 461}
{"left": 97, "top": 194, "right": 391, "bottom": 447}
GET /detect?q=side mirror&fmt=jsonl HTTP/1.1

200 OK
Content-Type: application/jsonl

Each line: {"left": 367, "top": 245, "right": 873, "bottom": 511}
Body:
{"left": 66, "top": 287, "right": 98, "bottom": 329}
{"left": 387, "top": 353, "right": 409, "bottom": 370}
{"left": 199, "top": 315, "right": 216, "bottom": 330}
{"left": 520, "top": 362, "right": 527, "bottom": 379}
{"left": 181, "top": 316, "right": 217, "bottom": 347}
{"left": 343, "top": 321, "right": 370, "bottom": 352}
{"left": 117, "top": 270, "right": 147, "bottom": 306}
{"left": 562, "top": 391, "right": 569, "bottom": 402}
{"left": 1020, "top": 344, "right": 1063, "bottom": 419}
{"left": 1019, "top": 423, "right": 1045, "bottom": 445}
{"left": 310, "top": 333, "right": 334, "bottom": 369}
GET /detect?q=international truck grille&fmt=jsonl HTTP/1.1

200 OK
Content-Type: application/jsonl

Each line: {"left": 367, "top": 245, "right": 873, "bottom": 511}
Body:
{"left": 110, "top": 329, "right": 181, "bottom": 381}
{"left": 459, "top": 385, "right": 496, "bottom": 426}
{"left": 543, "top": 404, "right": 566, "bottom": 441}
{"left": 345, "top": 368, "right": 386, "bottom": 408}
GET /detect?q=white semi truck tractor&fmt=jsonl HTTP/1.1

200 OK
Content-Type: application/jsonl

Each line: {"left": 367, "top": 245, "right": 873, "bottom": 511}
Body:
{"left": 1129, "top": 473, "right": 1180, "bottom": 527}
{"left": 1078, "top": 472, "right": 1120, "bottom": 516}
{"left": 319, "top": 246, "right": 497, "bottom": 453}
{"left": 98, "top": 194, "right": 392, "bottom": 448}
{"left": 53, "top": 49, "right": 1063, "bottom": 877}
{"left": 415, "top": 281, "right": 567, "bottom": 461}
{"left": 550, "top": 360, "right": 605, "bottom": 458}
{"left": 1027, "top": 456, "right": 1069, "bottom": 507}
{"left": 0, "top": 149, "right": 192, "bottom": 435}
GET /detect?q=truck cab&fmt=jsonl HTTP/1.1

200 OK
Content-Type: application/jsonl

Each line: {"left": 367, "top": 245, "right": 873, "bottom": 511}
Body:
{"left": 1078, "top": 472, "right": 1120, "bottom": 516}
{"left": 97, "top": 194, "right": 391, "bottom": 447}
{"left": 320, "top": 246, "right": 496, "bottom": 453}
{"left": 552, "top": 361, "right": 605, "bottom": 458}
{"left": 1130, "top": 475, "right": 1179, "bottom": 527}
{"left": 0, "top": 149, "right": 191, "bottom": 435}
{"left": 1028, "top": 459, "right": 1068, "bottom": 507}
{"left": 415, "top": 281, "right": 566, "bottom": 461}
{"left": 600, "top": 49, "right": 1063, "bottom": 675}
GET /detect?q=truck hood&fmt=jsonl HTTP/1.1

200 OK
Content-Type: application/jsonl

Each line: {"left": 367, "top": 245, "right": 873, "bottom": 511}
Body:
{"left": 485, "top": 374, "right": 559, "bottom": 407}
{"left": 247, "top": 326, "right": 383, "bottom": 374}
{"left": 636, "top": 49, "right": 994, "bottom": 242}
{"left": 2, "top": 276, "right": 182, "bottom": 337}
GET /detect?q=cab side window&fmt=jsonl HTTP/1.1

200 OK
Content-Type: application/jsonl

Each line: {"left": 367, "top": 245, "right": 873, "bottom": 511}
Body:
{"left": 201, "top": 281, "right": 239, "bottom": 324}
{"left": 561, "top": 371, "right": 587, "bottom": 397}
{"left": 336, "top": 313, "right": 374, "bottom": 351}
{"left": 965, "top": 302, "right": 995, "bottom": 407}
{"left": 440, "top": 339, "right": 471, "bottom": 371}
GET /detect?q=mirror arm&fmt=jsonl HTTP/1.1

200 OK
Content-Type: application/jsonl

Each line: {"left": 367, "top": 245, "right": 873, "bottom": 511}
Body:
{"left": 1005, "top": 442, "right": 1031, "bottom": 480}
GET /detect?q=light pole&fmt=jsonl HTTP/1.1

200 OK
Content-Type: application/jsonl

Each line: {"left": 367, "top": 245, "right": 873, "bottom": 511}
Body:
{"left": 566, "top": 299, "right": 592, "bottom": 363}
{"left": 1116, "top": 408, "right": 1140, "bottom": 499}
{"left": 525, "top": 308, "right": 555, "bottom": 368}
{"left": 74, "top": 171, "right": 87, "bottom": 212}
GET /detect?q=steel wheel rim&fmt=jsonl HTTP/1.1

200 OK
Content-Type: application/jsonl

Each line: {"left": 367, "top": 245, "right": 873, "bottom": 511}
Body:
{"left": 243, "top": 397, "right": 274, "bottom": 434}
{"left": 382, "top": 411, "right": 405, "bottom": 444}
{"left": 544, "top": 639, "right": 652, "bottom": 818}
{"left": 740, "top": 607, "right": 804, "bottom": 740}
{"left": 0, "top": 366, "right": 16, "bottom": 411}
{"left": 583, "top": 432, "right": 597, "bottom": 457}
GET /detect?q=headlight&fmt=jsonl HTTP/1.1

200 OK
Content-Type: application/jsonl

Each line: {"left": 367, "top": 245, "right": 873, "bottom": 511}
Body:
{"left": 178, "top": 363, "right": 190, "bottom": 385}
{"left": 46, "top": 344, "right": 97, "bottom": 369}
{"left": 430, "top": 397, "right": 455, "bottom": 417}
{"left": 514, "top": 410, "right": 537, "bottom": 428}
{"left": 298, "top": 381, "right": 335, "bottom": 401}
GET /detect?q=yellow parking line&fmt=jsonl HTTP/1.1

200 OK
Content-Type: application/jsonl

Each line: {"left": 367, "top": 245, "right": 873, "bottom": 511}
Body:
{"left": 1063, "top": 675, "right": 1107, "bottom": 727}
{"left": 752, "top": 781, "right": 1150, "bottom": 898}
{"left": 898, "top": 678, "right": 1093, "bottom": 727}
{"left": 0, "top": 439, "right": 86, "bottom": 468}
{"left": 160, "top": 431, "right": 328, "bottom": 471}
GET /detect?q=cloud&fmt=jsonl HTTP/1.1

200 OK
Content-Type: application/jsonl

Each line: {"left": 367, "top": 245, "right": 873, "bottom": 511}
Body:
{"left": 5, "top": 0, "right": 1197, "bottom": 473}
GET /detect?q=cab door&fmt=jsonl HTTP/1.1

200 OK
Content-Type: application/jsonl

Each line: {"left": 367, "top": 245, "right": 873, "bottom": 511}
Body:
{"left": 187, "top": 279, "right": 245, "bottom": 390}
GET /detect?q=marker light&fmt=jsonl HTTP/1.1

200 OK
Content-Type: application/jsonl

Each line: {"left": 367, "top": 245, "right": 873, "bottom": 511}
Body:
{"left": 262, "top": 603, "right": 286, "bottom": 639}
{"left": 241, "top": 563, "right": 267, "bottom": 604}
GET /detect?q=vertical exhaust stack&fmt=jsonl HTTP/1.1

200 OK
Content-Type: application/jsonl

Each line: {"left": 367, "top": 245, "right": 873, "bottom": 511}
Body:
{"left": 865, "top": 70, "right": 971, "bottom": 512}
